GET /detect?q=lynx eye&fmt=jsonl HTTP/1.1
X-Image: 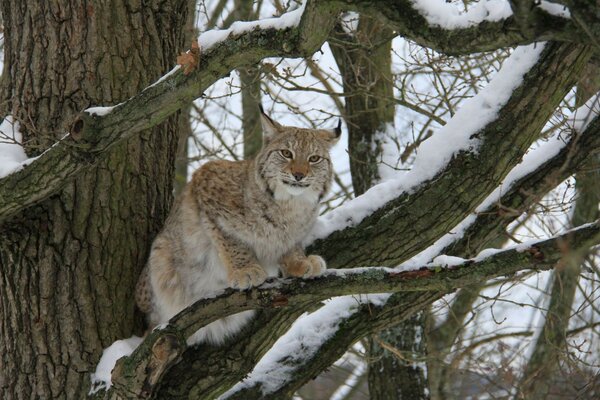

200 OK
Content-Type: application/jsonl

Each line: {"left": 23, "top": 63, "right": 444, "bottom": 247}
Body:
{"left": 280, "top": 149, "right": 293, "bottom": 159}
{"left": 308, "top": 155, "right": 321, "bottom": 163}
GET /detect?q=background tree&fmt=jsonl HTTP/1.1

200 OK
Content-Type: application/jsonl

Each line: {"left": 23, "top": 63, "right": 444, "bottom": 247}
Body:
{"left": 0, "top": 0, "right": 599, "bottom": 399}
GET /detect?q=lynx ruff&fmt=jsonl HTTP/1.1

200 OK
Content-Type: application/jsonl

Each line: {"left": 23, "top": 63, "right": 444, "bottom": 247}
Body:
{"left": 135, "top": 108, "right": 340, "bottom": 345}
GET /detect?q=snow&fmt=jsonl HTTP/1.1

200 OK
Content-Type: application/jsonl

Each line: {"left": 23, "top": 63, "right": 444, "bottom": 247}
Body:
{"left": 89, "top": 336, "right": 143, "bottom": 394}
{"left": 404, "top": 128, "right": 580, "bottom": 268}
{"left": 112, "top": 1, "right": 307, "bottom": 104}
{"left": 411, "top": 0, "right": 512, "bottom": 29}
{"left": 308, "top": 43, "right": 546, "bottom": 245}
{"left": 220, "top": 294, "right": 391, "bottom": 398}
{"left": 431, "top": 254, "right": 469, "bottom": 268}
{"left": 198, "top": 1, "right": 306, "bottom": 52}
{"left": 0, "top": 116, "right": 32, "bottom": 178}
{"left": 86, "top": 106, "right": 116, "bottom": 116}
{"left": 539, "top": 1, "right": 571, "bottom": 18}
{"left": 145, "top": 65, "right": 181, "bottom": 91}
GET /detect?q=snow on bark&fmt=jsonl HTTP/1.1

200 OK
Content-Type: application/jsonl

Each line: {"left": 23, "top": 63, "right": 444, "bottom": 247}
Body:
{"left": 198, "top": 1, "right": 306, "bottom": 51}
{"left": 539, "top": 1, "right": 571, "bottom": 19}
{"left": 410, "top": 0, "right": 512, "bottom": 29}
{"left": 89, "top": 336, "right": 143, "bottom": 394}
{"left": 308, "top": 43, "right": 546, "bottom": 244}
{"left": 569, "top": 92, "right": 600, "bottom": 132}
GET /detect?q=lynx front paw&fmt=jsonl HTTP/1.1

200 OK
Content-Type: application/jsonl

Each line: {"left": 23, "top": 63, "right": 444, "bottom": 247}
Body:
{"left": 229, "top": 264, "right": 267, "bottom": 290}
{"left": 284, "top": 255, "right": 326, "bottom": 278}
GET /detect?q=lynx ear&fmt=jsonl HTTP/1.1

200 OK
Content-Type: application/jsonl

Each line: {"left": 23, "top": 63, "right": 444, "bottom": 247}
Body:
{"left": 322, "top": 118, "right": 342, "bottom": 146}
{"left": 259, "top": 105, "right": 283, "bottom": 142}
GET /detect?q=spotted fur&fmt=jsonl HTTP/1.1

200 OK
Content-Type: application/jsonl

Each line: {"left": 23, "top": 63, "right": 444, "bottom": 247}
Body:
{"left": 135, "top": 110, "right": 340, "bottom": 345}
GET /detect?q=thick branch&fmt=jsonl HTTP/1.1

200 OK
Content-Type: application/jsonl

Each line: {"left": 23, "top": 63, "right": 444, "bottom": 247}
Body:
{"left": 0, "top": 0, "right": 338, "bottom": 224}
{"left": 443, "top": 106, "right": 600, "bottom": 257}
{"left": 309, "top": 42, "right": 592, "bottom": 269}
{"left": 352, "top": 0, "right": 583, "bottom": 55}
{"left": 108, "top": 221, "right": 600, "bottom": 399}
{"left": 0, "top": 0, "right": 594, "bottom": 224}
{"left": 204, "top": 221, "right": 600, "bottom": 399}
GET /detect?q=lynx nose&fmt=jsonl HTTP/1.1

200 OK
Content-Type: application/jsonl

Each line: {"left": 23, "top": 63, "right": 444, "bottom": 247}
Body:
{"left": 292, "top": 172, "right": 305, "bottom": 181}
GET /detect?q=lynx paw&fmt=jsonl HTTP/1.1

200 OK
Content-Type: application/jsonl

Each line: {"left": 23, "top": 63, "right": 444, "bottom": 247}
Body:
{"left": 285, "top": 255, "right": 326, "bottom": 278}
{"left": 229, "top": 264, "right": 267, "bottom": 290}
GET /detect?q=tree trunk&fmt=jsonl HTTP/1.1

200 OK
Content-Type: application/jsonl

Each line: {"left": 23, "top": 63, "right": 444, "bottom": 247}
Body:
{"left": 331, "top": 14, "right": 429, "bottom": 399}
{"left": 0, "top": 1, "right": 185, "bottom": 398}
{"left": 233, "top": 0, "right": 262, "bottom": 160}
{"left": 174, "top": 0, "right": 198, "bottom": 196}
{"left": 368, "top": 311, "right": 429, "bottom": 399}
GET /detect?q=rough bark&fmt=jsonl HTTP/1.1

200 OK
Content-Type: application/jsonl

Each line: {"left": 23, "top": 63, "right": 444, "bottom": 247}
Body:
{"left": 351, "top": 0, "right": 584, "bottom": 55}
{"left": 0, "top": 2, "right": 598, "bottom": 399}
{"left": 174, "top": 0, "right": 198, "bottom": 196}
{"left": 517, "top": 170, "right": 600, "bottom": 398}
{"left": 0, "top": 0, "right": 594, "bottom": 224}
{"left": 0, "top": 0, "right": 338, "bottom": 224}
{"left": 0, "top": 1, "right": 186, "bottom": 398}
{"left": 368, "top": 311, "right": 429, "bottom": 400}
{"left": 330, "top": 14, "right": 428, "bottom": 399}
{"left": 330, "top": 16, "right": 395, "bottom": 194}
{"left": 427, "top": 284, "right": 482, "bottom": 400}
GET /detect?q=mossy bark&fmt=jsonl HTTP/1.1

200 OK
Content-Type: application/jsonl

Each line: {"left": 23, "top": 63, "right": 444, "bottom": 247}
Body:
{"left": 0, "top": 1, "right": 186, "bottom": 398}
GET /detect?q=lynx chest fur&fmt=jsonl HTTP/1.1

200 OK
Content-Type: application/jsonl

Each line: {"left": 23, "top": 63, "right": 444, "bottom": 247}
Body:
{"left": 135, "top": 108, "right": 340, "bottom": 345}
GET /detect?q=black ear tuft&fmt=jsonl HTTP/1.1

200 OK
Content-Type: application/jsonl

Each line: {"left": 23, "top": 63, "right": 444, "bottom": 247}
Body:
{"left": 334, "top": 119, "right": 342, "bottom": 138}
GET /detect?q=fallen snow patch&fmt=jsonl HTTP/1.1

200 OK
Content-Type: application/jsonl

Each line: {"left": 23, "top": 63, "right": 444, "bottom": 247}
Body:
{"left": 89, "top": 336, "right": 143, "bottom": 394}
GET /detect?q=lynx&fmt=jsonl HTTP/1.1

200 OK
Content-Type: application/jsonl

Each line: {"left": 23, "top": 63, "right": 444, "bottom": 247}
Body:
{"left": 135, "top": 107, "right": 340, "bottom": 345}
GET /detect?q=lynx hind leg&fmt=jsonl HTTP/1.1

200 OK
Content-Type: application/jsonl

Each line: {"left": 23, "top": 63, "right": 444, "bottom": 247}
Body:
{"left": 280, "top": 247, "right": 327, "bottom": 278}
{"left": 135, "top": 266, "right": 153, "bottom": 314}
{"left": 146, "top": 237, "right": 187, "bottom": 324}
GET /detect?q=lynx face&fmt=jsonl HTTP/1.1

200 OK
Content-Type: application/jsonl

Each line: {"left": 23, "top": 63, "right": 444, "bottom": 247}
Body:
{"left": 256, "top": 111, "right": 340, "bottom": 202}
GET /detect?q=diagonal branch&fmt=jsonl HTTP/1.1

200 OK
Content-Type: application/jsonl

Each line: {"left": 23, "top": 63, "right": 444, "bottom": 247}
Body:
{"left": 0, "top": 0, "right": 594, "bottom": 224}
{"left": 105, "top": 221, "right": 600, "bottom": 399}
{"left": 308, "top": 42, "right": 592, "bottom": 270}
{"left": 355, "top": 0, "right": 583, "bottom": 55}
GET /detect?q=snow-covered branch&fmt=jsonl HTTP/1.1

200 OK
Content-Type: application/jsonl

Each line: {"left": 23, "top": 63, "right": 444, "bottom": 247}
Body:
{"left": 103, "top": 220, "right": 600, "bottom": 399}
{"left": 0, "top": 0, "right": 592, "bottom": 224}
{"left": 308, "top": 42, "right": 592, "bottom": 270}
{"left": 354, "top": 0, "right": 581, "bottom": 55}
{"left": 431, "top": 96, "right": 600, "bottom": 259}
